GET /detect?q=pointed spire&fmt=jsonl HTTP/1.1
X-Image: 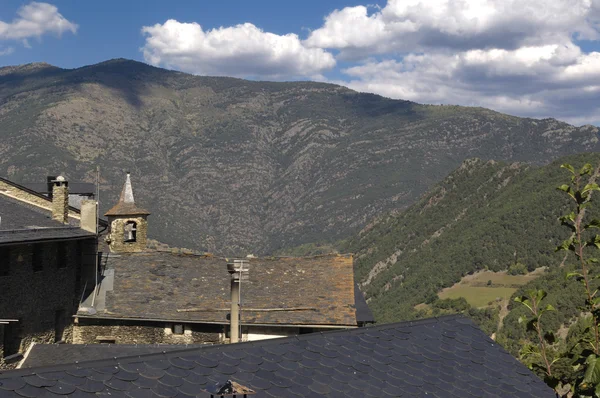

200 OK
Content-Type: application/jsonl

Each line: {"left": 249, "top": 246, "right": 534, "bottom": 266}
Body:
{"left": 119, "top": 172, "right": 135, "bottom": 204}
{"left": 105, "top": 172, "right": 150, "bottom": 217}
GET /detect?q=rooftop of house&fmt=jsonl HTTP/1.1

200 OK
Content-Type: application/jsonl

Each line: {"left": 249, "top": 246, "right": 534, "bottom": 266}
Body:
{"left": 18, "top": 182, "right": 96, "bottom": 196}
{"left": 19, "top": 344, "right": 204, "bottom": 368}
{"left": 0, "top": 176, "right": 108, "bottom": 230}
{"left": 0, "top": 195, "right": 95, "bottom": 245}
{"left": 0, "top": 315, "right": 554, "bottom": 397}
{"left": 79, "top": 252, "right": 359, "bottom": 327}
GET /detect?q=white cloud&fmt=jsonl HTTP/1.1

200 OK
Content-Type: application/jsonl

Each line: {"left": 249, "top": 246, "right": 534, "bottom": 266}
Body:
{"left": 0, "top": 2, "right": 78, "bottom": 42}
{"left": 137, "top": 1, "right": 600, "bottom": 124}
{"left": 305, "top": 0, "right": 600, "bottom": 57}
{"left": 0, "top": 47, "right": 14, "bottom": 56}
{"left": 300, "top": 0, "right": 600, "bottom": 124}
{"left": 141, "top": 20, "right": 336, "bottom": 79}
{"left": 341, "top": 45, "right": 600, "bottom": 124}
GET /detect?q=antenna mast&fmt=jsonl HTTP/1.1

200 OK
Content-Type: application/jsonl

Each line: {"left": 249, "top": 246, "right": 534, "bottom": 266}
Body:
{"left": 91, "top": 166, "right": 100, "bottom": 307}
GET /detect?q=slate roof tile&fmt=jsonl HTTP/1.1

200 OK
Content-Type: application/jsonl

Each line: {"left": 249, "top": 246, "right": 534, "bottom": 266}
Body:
{"left": 86, "top": 252, "right": 357, "bottom": 327}
{"left": 0, "top": 315, "right": 554, "bottom": 397}
{"left": 0, "top": 195, "right": 95, "bottom": 244}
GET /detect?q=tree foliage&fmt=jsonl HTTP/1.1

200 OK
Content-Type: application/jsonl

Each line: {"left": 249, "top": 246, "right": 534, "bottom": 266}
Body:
{"left": 512, "top": 161, "right": 600, "bottom": 396}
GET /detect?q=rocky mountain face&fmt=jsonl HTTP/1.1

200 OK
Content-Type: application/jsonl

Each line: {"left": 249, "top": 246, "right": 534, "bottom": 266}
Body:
{"left": 0, "top": 59, "right": 598, "bottom": 254}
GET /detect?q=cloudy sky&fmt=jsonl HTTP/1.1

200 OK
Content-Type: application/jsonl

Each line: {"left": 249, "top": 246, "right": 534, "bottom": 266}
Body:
{"left": 1, "top": 0, "right": 599, "bottom": 125}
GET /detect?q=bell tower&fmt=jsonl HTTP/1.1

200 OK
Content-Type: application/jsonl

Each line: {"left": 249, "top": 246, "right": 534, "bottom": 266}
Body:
{"left": 105, "top": 172, "right": 150, "bottom": 253}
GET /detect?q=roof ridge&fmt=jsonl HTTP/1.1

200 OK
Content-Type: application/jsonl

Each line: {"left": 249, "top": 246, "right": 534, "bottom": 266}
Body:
{"left": 0, "top": 315, "right": 468, "bottom": 378}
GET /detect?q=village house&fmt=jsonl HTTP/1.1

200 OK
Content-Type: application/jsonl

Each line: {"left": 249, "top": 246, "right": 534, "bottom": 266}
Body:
{"left": 0, "top": 176, "right": 100, "bottom": 368}
{"left": 0, "top": 174, "right": 552, "bottom": 396}
{"left": 0, "top": 172, "right": 373, "bottom": 369}
{"left": 73, "top": 173, "right": 371, "bottom": 345}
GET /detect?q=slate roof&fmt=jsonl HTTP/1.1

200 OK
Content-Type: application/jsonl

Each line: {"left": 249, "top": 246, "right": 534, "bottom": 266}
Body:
{"left": 0, "top": 315, "right": 554, "bottom": 397}
{"left": 0, "top": 195, "right": 95, "bottom": 245}
{"left": 18, "top": 182, "right": 96, "bottom": 195}
{"left": 82, "top": 252, "right": 358, "bottom": 327}
{"left": 0, "top": 176, "right": 108, "bottom": 229}
{"left": 20, "top": 344, "right": 203, "bottom": 368}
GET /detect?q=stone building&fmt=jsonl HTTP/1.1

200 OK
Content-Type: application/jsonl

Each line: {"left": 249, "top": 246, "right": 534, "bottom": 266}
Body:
{"left": 74, "top": 252, "right": 361, "bottom": 345}
{"left": 73, "top": 174, "right": 369, "bottom": 345}
{"left": 0, "top": 176, "right": 100, "bottom": 369}
{"left": 1, "top": 172, "right": 372, "bottom": 369}
{"left": 103, "top": 172, "right": 149, "bottom": 253}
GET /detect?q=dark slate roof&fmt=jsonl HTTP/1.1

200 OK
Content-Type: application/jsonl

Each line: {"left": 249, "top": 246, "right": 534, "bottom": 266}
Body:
{"left": 21, "top": 344, "right": 204, "bottom": 368}
{"left": 0, "top": 195, "right": 62, "bottom": 230}
{"left": 84, "top": 252, "right": 357, "bottom": 327}
{"left": 354, "top": 284, "right": 375, "bottom": 324}
{"left": 0, "top": 177, "right": 108, "bottom": 228}
{"left": 0, "top": 315, "right": 554, "bottom": 397}
{"left": 0, "top": 195, "right": 95, "bottom": 245}
{"left": 19, "top": 182, "right": 96, "bottom": 195}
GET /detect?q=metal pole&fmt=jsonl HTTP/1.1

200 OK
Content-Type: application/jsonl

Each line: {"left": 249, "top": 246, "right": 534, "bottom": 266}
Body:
{"left": 91, "top": 166, "right": 100, "bottom": 307}
{"left": 238, "top": 265, "right": 242, "bottom": 342}
{"left": 230, "top": 275, "right": 240, "bottom": 343}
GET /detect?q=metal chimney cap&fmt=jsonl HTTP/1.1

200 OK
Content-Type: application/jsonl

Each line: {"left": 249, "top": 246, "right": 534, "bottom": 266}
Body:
{"left": 203, "top": 380, "right": 255, "bottom": 395}
{"left": 227, "top": 260, "right": 250, "bottom": 273}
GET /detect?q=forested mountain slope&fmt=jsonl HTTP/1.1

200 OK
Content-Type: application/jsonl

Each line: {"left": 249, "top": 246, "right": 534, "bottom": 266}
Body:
{"left": 0, "top": 59, "right": 598, "bottom": 254}
{"left": 346, "top": 153, "right": 600, "bottom": 323}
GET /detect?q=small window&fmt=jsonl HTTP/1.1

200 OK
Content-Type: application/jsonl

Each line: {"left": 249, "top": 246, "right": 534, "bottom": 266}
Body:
{"left": 172, "top": 324, "right": 184, "bottom": 335}
{"left": 32, "top": 244, "right": 43, "bottom": 272}
{"left": 123, "top": 221, "right": 137, "bottom": 243}
{"left": 3, "top": 320, "right": 22, "bottom": 358}
{"left": 56, "top": 242, "right": 67, "bottom": 269}
{"left": 96, "top": 336, "right": 116, "bottom": 344}
{"left": 0, "top": 246, "right": 10, "bottom": 276}
{"left": 54, "top": 309, "right": 66, "bottom": 342}
{"left": 75, "top": 241, "right": 83, "bottom": 287}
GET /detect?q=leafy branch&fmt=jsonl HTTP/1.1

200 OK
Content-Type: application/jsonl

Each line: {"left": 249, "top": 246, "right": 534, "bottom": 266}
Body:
{"left": 515, "top": 289, "right": 557, "bottom": 380}
{"left": 557, "top": 162, "right": 600, "bottom": 396}
{"left": 558, "top": 163, "right": 600, "bottom": 356}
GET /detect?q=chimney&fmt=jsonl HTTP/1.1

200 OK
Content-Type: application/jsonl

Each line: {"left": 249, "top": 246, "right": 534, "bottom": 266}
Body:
{"left": 46, "top": 176, "right": 56, "bottom": 199}
{"left": 80, "top": 199, "right": 97, "bottom": 233}
{"left": 51, "top": 176, "right": 69, "bottom": 224}
{"left": 226, "top": 260, "right": 249, "bottom": 344}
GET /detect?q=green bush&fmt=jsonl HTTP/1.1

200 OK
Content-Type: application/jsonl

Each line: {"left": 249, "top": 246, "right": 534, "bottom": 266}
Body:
{"left": 507, "top": 262, "right": 528, "bottom": 275}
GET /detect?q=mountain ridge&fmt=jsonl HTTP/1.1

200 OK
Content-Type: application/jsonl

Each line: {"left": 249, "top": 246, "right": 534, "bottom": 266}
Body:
{"left": 0, "top": 58, "right": 598, "bottom": 254}
{"left": 344, "top": 153, "right": 600, "bottom": 323}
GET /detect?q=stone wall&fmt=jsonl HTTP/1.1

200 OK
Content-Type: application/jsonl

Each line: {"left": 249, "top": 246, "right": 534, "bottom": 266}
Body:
{"left": 73, "top": 318, "right": 221, "bottom": 345}
{"left": 0, "top": 238, "right": 96, "bottom": 369}
{"left": 107, "top": 216, "right": 148, "bottom": 253}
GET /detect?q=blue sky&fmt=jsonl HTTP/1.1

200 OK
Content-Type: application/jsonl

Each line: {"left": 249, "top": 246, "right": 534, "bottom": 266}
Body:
{"left": 1, "top": 0, "right": 600, "bottom": 125}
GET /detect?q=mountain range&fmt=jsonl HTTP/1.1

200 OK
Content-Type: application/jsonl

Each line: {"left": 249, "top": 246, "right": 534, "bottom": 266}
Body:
{"left": 344, "top": 153, "right": 600, "bottom": 323}
{"left": 0, "top": 58, "right": 598, "bottom": 254}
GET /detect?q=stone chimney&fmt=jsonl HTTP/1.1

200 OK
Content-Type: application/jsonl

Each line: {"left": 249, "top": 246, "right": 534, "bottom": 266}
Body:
{"left": 80, "top": 199, "right": 97, "bottom": 233}
{"left": 51, "top": 176, "right": 69, "bottom": 224}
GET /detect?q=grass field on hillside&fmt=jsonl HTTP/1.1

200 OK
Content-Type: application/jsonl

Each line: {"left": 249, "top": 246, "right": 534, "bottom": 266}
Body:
{"left": 437, "top": 269, "right": 544, "bottom": 308}
{"left": 439, "top": 286, "right": 518, "bottom": 307}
